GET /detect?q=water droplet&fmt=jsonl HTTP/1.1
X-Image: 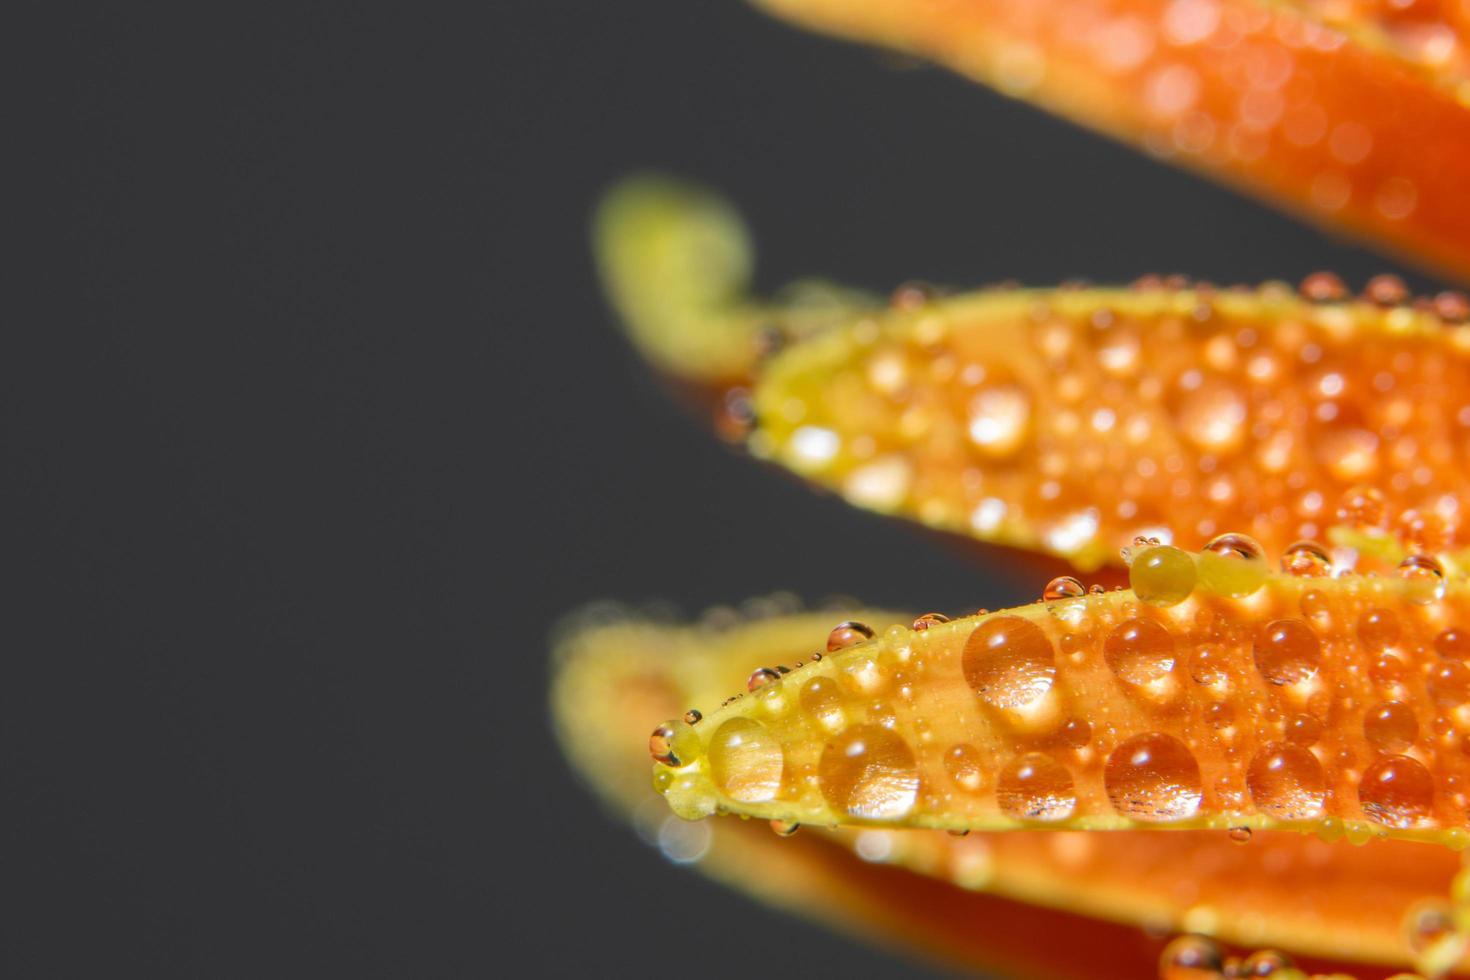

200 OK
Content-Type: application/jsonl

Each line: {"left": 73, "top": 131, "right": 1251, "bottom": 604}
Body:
{"left": 967, "top": 384, "right": 1032, "bottom": 458}
{"left": 1359, "top": 754, "right": 1435, "bottom": 828}
{"left": 1198, "top": 532, "right": 1267, "bottom": 597}
{"left": 1105, "top": 732, "right": 1203, "bottom": 822}
{"left": 1178, "top": 381, "right": 1248, "bottom": 453}
{"left": 1398, "top": 555, "right": 1446, "bottom": 605}
{"left": 747, "top": 666, "right": 781, "bottom": 692}
{"left": 1356, "top": 607, "right": 1401, "bottom": 652}
{"left": 1253, "top": 619, "right": 1321, "bottom": 686}
{"left": 1299, "top": 271, "right": 1347, "bottom": 302}
{"left": 1130, "top": 545, "right": 1197, "bottom": 606}
{"left": 769, "top": 818, "right": 800, "bottom": 837}
{"left": 1240, "top": 949, "right": 1293, "bottom": 976}
{"left": 1436, "top": 628, "right": 1470, "bottom": 661}
{"left": 946, "top": 828, "right": 970, "bottom": 837}
{"left": 1435, "top": 291, "right": 1470, "bottom": 323}
{"left": 1159, "top": 934, "right": 1223, "bottom": 979}
{"left": 889, "top": 280, "right": 937, "bottom": 311}
{"left": 1285, "top": 713, "right": 1322, "bottom": 746}
{"left": 1204, "top": 700, "right": 1235, "bottom": 728}
{"left": 944, "top": 743, "right": 985, "bottom": 793}
{"left": 962, "top": 615, "right": 1057, "bottom": 709}
{"left": 1105, "top": 618, "right": 1178, "bottom": 686}
{"left": 708, "top": 718, "right": 785, "bottom": 803}
{"left": 1247, "top": 742, "right": 1325, "bottom": 819}
{"left": 1228, "top": 826, "right": 1252, "bottom": 843}
{"left": 996, "top": 753, "right": 1076, "bottom": 821}
{"left": 819, "top": 724, "right": 920, "bottom": 819}
{"left": 682, "top": 709, "right": 702, "bottom": 725}
{"left": 799, "top": 675, "right": 845, "bottom": 729}
{"left": 649, "top": 719, "right": 702, "bottom": 768}
{"left": 1365, "top": 701, "right": 1418, "bottom": 753}
{"left": 1062, "top": 717, "right": 1092, "bottom": 748}
{"left": 911, "top": 612, "right": 950, "bottom": 631}
{"left": 827, "top": 620, "right": 875, "bottom": 651}
{"left": 1187, "top": 645, "right": 1228, "bottom": 686}
{"left": 1429, "top": 661, "right": 1470, "bottom": 707}
{"left": 1281, "top": 539, "right": 1332, "bottom": 577}
{"left": 1404, "top": 899, "right": 1459, "bottom": 959}
{"left": 1365, "top": 274, "right": 1409, "bottom": 306}
{"left": 1043, "top": 576, "right": 1085, "bottom": 601}
{"left": 1339, "top": 485, "right": 1386, "bottom": 528}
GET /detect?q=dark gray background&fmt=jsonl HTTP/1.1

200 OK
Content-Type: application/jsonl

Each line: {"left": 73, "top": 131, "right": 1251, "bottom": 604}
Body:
{"left": 7, "top": 1, "right": 1440, "bottom": 977}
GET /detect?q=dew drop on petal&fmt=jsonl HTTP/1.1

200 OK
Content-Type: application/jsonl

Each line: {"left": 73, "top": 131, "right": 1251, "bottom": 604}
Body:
{"left": 1246, "top": 742, "right": 1325, "bottom": 820}
{"left": 1198, "top": 532, "right": 1267, "bottom": 596}
{"left": 996, "top": 752, "right": 1076, "bottom": 821}
{"left": 819, "top": 724, "right": 920, "bottom": 819}
{"left": 1105, "top": 618, "right": 1178, "bottom": 686}
{"left": 1253, "top": 619, "right": 1321, "bottom": 686}
{"left": 708, "top": 718, "right": 785, "bottom": 803}
{"left": 1159, "top": 934, "right": 1224, "bottom": 979}
{"left": 944, "top": 743, "right": 986, "bottom": 793}
{"left": 1356, "top": 607, "right": 1401, "bottom": 653}
{"left": 827, "top": 620, "right": 876, "bottom": 651}
{"left": 1435, "top": 628, "right": 1470, "bottom": 661}
{"left": 1359, "top": 755, "right": 1435, "bottom": 828}
{"left": 1280, "top": 539, "right": 1332, "bottom": 577}
{"left": 1130, "top": 545, "right": 1197, "bottom": 606}
{"left": 962, "top": 615, "right": 1057, "bottom": 709}
{"left": 1105, "top": 732, "right": 1203, "bottom": 822}
{"left": 1364, "top": 700, "right": 1418, "bottom": 753}
{"left": 1398, "top": 555, "right": 1447, "bottom": 605}
{"left": 1043, "top": 576, "right": 1086, "bottom": 601}
{"left": 649, "top": 719, "right": 703, "bottom": 768}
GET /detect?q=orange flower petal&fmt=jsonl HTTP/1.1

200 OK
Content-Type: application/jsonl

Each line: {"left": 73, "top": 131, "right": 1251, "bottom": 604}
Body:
{"left": 752, "top": 0, "right": 1470, "bottom": 283}
{"left": 552, "top": 583, "right": 1469, "bottom": 975}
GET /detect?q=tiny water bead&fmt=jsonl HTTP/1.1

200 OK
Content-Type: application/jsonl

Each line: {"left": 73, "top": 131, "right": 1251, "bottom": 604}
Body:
{"left": 1228, "top": 826, "right": 1252, "bottom": 844}
{"left": 1299, "top": 271, "right": 1348, "bottom": 303}
{"left": 1253, "top": 619, "right": 1322, "bottom": 686}
{"left": 769, "top": 818, "right": 800, "bottom": 837}
{"left": 649, "top": 719, "right": 702, "bottom": 768}
{"left": 1364, "top": 701, "right": 1419, "bottom": 753}
{"left": 1042, "top": 575, "right": 1085, "bottom": 601}
{"left": 1436, "top": 628, "right": 1470, "bottom": 661}
{"left": 1285, "top": 713, "right": 1323, "bottom": 746}
{"left": 1246, "top": 742, "right": 1326, "bottom": 820}
{"left": 799, "top": 675, "right": 845, "bottom": 728}
{"left": 1197, "top": 532, "right": 1268, "bottom": 597}
{"left": 1104, "top": 732, "right": 1203, "bottom": 822}
{"left": 944, "top": 743, "right": 985, "bottom": 793}
{"left": 962, "top": 615, "right": 1056, "bottom": 709}
{"left": 1339, "top": 485, "right": 1387, "bottom": 529}
{"left": 1359, "top": 755, "right": 1436, "bottom": 828}
{"left": 1428, "top": 661, "right": 1470, "bottom": 707}
{"left": 996, "top": 752, "right": 1076, "bottom": 821}
{"left": 826, "top": 620, "right": 875, "bottom": 651}
{"left": 1104, "top": 617, "right": 1178, "bottom": 687}
{"left": 707, "top": 718, "right": 785, "bottom": 803}
{"left": 1239, "top": 949, "right": 1293, "bottom": 976}
{"left": 1397, "top": 555, "right": 1447, "bottom": 605}
{"left": 747, "top": 666, "right": 781, "bottom": 692}
{"left": 1129, "top": 544, "right": 1197, "bottom": 607}
{"left": 911, "top": 612, "right": 950, "bottom": 630}
{"left": 1158, "top": 933, "right": 1224, "bottom": 980}
{"left": 1356, "top": 607, "right": 1402, "bottom": 653}
{"left": 1365, "top": 273, "right": 1409, "bottom": 307}
{"left": 682, "top": 709, "right": 702, "bottom": 725}
{"left": 1061, "top": 717, "right": 1092, "bottom": 748}
{"left": 818, "top": 723, "right": 920, "bottom": 819}
{"left": 1280, "top": 539, "right": 1332, "bottom": 577}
